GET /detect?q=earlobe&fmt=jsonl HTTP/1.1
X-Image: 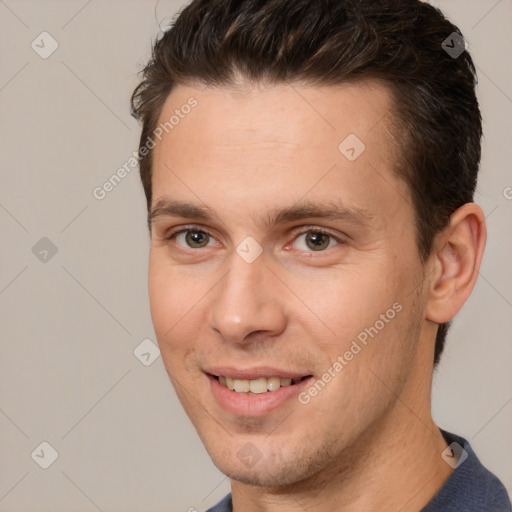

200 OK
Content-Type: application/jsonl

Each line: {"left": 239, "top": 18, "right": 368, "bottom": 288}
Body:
{"left": 425, "top": 203, "right": 487, "bottom": 324}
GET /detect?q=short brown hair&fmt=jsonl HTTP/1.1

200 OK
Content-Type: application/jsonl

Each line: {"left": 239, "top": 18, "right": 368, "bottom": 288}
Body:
{"left": 131, "top": 0, "right": 482, "bottom": 366}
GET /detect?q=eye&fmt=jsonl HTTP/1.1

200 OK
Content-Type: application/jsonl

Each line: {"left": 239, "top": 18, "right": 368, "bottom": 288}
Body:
{"left": 163, "top": 226, "right": 342, "bottom": 253}
{"left": 293, "top": 230, "right": 339, "bottom": 252}
{"left": 167, "top": 228, "right": 217, "bottom": 249}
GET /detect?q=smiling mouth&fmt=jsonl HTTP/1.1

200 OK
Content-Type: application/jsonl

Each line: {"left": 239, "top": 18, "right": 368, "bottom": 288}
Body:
{"left": 211, "top": 374, "right": 312, "bottom": 394}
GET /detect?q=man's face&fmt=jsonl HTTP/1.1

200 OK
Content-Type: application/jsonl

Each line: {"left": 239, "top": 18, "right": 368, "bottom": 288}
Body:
{"left": 148, "top": 81, "right": 432, "bottom": 486}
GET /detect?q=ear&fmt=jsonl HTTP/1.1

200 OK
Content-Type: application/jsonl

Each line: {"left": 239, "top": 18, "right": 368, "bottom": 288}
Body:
{"left": 425, "top": 203, "right": 487, "bottom": 324}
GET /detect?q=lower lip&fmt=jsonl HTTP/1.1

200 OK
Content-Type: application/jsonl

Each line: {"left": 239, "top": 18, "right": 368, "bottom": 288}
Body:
{"left": 207, "top": 374, "right": 313, "bottom": 416}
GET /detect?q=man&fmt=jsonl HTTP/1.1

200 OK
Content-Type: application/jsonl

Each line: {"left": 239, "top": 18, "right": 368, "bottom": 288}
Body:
{"left": 131, "top": 0, "right": 511, "bottom": 510}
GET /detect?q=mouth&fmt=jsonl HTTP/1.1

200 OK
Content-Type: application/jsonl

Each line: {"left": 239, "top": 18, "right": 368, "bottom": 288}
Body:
{"left": 210, "top": 374, "right": 312, "bottom": 394}
{"left": 204, "top": 366, "right": 315, "bottom": 416}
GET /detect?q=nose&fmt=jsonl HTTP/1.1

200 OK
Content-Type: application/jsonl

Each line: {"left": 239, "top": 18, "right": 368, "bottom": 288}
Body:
{"left": 208, "top": 253, "right": 287, "bottom": 347}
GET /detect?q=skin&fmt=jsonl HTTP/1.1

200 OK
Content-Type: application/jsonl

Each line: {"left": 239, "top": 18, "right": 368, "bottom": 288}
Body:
{"left": 147, "top": 81, "right": 486, "bottom": 511}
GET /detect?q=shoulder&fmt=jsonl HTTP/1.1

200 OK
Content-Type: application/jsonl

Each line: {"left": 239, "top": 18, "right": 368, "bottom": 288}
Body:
{"left": 422, "top": 430, "right": 511, "bottom": 512}
{"left": 205, "top": 494, "right": 232, "bottom": 512}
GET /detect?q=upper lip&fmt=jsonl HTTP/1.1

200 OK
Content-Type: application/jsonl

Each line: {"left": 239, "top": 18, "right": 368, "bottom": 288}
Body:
{"left": 205, "top": 366, "right": 312, "bottom": 380}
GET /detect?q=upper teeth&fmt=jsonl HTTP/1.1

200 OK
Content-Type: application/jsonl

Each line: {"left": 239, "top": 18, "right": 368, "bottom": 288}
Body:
{"left": 219, "top": 376, "right": 294, "bottom": 393}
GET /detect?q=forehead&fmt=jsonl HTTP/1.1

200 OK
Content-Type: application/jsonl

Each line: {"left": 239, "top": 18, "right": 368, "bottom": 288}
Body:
{"left": 156, "top": 80, "right": 395, "bottom": 151}
{"left": 150, "top": 81, "right": 409, "bottom": 227}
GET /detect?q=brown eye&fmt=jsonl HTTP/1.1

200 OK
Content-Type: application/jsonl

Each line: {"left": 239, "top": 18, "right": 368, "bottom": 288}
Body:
{"left": 176, "top": 230, "right": 213, "bottom": 248}
{"left": 294, "top": 231, "right": 339, "bottom": 252}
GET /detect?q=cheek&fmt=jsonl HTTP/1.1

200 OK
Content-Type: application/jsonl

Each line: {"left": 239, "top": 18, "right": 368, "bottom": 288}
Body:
{"left": 302, "top": 292, "right": 420, "bottom": 430}
{"left": 290, "top": 263, "right": 401, "bottom": 346}
{"left": 148, "top": 260, "right": 174, "bottom": 340}
{"left": 291, "top": 255, "right": 420, "bottom": 401}
{"left": 148, "top": 254, "right": 204, "bottom": 364}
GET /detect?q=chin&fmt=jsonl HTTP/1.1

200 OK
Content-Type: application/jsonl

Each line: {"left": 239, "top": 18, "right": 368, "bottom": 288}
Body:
{"left": 206, "top": 441, "right": 329, "bottom": 489}
{"left": 218, "top": 461, "right": 305, "bottom": 488}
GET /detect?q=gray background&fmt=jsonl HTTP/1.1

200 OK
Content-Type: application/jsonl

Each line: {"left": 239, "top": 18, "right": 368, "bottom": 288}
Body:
{"left": 0, "top": 0, "right": 511, "bottom": 510}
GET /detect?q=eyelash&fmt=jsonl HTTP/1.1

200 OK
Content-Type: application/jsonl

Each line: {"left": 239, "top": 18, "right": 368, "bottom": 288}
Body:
{"left": 163, "top": 224, "right": 343, "bottom": 253}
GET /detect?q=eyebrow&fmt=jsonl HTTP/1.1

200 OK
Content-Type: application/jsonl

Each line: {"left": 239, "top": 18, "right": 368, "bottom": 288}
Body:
{"left": 148, "top": 198, "right": 375, "bottom": 229}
